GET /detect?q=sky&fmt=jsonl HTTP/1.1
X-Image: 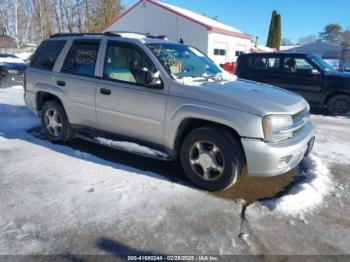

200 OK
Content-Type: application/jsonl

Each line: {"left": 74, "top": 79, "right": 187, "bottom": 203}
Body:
{"left": 122, "top": 0, "right": 349, "bottom": 45}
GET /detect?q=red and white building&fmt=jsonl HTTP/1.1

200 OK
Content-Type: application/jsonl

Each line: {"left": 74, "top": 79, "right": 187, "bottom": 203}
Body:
{"left": 101, "top": 0, "right": 253, "bottom": 65}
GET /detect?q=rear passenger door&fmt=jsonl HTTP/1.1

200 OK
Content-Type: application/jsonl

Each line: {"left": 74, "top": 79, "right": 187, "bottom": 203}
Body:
{"left": 245, "top": 56, "right": 283, "bottom": 86}
{"left": 54, "top": 39, "right": 101, "bottom": 128}
{"left": 95, "top": 41, "right": 167, "bottom": 146}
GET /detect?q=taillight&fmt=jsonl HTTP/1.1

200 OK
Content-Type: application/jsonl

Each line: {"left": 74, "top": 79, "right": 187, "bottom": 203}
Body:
{"left": 23, "top": 71, "right": 27, "bottom": 92}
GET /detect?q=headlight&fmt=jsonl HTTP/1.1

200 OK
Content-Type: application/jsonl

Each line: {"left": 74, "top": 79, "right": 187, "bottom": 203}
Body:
{"left": 262, "top": 114, "right": 293, "bottom": 142}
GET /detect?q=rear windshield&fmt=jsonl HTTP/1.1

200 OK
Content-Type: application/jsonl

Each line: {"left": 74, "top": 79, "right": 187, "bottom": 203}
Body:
{"left": 30, "top": 40, "right": 66, "bottom": 71}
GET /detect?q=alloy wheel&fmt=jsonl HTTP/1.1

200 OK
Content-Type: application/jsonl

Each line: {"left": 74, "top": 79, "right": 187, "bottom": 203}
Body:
{"left": 44, "top": 108, "right": 63, "bottom": 137}
{"left": 189, "top": 140, "right": 225, "bottom": 181}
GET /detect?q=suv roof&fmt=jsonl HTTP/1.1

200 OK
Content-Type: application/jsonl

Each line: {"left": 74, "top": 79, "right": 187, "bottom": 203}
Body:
{"left": 48, "top": 31, "right": 178, "bottom": 45}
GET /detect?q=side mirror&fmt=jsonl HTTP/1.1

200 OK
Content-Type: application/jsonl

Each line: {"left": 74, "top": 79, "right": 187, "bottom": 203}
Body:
{"left": 143, "top": 68, "right": 163, "bottom": 89}
{"left": 311, "top": 69, "right": 320, "bottom": 75}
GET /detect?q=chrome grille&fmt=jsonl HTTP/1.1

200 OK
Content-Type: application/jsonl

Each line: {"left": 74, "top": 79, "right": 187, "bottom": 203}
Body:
{"left": 292, "top": 107, "right": 310, "bottom": 135}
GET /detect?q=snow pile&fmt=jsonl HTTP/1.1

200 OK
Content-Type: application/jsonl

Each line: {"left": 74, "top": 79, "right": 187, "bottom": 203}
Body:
{"left": 95, "top": 137, "right": 168, "bottom": 158}
{"left": 175, "top": 71, "right": 237, "bottom": 86}
{"left": 263, "top": 154, "right": 334, "bottom": 216}
{"left": 213, "top": 71, "right": 238, "bottom": 82}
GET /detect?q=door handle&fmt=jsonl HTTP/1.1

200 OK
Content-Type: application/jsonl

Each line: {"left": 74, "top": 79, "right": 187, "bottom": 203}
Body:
{"left": 57, "top": 80, "right": 66, "bottom": 87}
{"left": 100, "top": 88, "right": 111, "bottom": 95}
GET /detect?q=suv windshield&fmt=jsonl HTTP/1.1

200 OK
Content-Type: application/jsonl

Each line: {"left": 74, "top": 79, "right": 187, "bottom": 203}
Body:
{"left": 147, "top": 43, "right": 222, "bottom": 79}
{"left": 310, "top": 56, "right": 336, "bottom": 72}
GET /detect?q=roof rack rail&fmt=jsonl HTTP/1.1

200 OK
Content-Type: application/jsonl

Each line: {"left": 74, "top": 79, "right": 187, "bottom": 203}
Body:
{"left": 49, "top": 31, "right": 168, "bottom": 40}
{"left": 50, "top": 32, "right": 122, "bottom": 38}
{"left": 104, "top": 31, "right": 168, "bottom": 40}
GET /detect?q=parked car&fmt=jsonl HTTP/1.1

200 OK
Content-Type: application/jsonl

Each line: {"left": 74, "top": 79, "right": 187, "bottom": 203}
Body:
{"left": 236, "top": 53, "right": 350, "bottom": 115}
{"left": 0, "top": 54, "right": 27, "bottom": 88}
{"left": 24, "top": 33, "right": 314, "bottom": 191}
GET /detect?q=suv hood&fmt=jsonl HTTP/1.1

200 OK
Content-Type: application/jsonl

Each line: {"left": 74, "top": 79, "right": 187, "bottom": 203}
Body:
{"left": 173, "top": 79, "right": 308, "bottom": 116}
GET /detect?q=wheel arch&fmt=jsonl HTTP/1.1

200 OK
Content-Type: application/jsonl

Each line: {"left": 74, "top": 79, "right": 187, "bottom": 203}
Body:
{"left": 35, "top": 91, "right": 71, "bottom": 123}
{"left": 324, "top": 91, "right": 350, "bottom": 107}
{"left": 173, "top": 117, "right": 246, "bottom": 162}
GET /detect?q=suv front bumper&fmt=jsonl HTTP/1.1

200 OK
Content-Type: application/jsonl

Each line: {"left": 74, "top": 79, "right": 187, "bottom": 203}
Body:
{"left": 241, "top": 122, "right": 315, "bottom": 177}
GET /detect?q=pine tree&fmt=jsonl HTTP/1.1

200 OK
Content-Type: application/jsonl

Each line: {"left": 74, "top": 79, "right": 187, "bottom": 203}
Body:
{"left": 266, "top": 10, "right": 282, "bottom": 50}
{"left": 266, "top": 10, "right": 277, "bottom": 48}
{"left": 274, "top": 12, "right": 281, "bottom": 50}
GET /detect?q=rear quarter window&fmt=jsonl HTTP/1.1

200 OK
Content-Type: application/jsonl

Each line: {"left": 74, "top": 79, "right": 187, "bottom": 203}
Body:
{"left": 30, "top": 40, "right": 66, "bottom": 71}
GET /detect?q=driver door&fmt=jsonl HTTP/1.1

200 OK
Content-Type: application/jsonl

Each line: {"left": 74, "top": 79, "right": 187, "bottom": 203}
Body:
{"left": 95, "top": 41, "right": 167, "bottom": 146}
{"left": 278, "top": 56, "right": 325, "bottom": 104}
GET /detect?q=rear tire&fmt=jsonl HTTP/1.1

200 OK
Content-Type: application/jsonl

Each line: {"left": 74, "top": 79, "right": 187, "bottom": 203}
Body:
{"left": 180, "top": 127, "right": 244, "bottom": 191}
{"left": 326, "top": 94, "right": 350, "bottom": 115}
{"left": 41, "top": 100, "right": 74, "bottom": 142}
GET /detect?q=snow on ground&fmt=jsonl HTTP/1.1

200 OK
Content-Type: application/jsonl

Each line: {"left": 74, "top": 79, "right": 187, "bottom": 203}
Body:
{"left": 262, "top": 154, "right": 334, "bottom": 216}
{"left": 0, "top": 86, "right": 40, "bottom": 135}
{"left": 0, "top": 85, "right": 244, "bottom": 255}
{"left": 95, "top": 137, "right": 168, "bottom": 158}
{"left": 1, "top": 84, "right": 349, "bottom": 255}
{"left": 311, "top": 115, "right": 350, "bottom": 164}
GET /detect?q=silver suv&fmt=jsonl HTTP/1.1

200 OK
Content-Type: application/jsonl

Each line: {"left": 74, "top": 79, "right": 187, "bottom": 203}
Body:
{"left": 24, "top": 32, "right": 315, "bottom": 191}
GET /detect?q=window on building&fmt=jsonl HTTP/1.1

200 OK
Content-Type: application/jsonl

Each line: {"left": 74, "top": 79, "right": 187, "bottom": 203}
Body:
{"left": 30, "top": 40, "right": 66, "bottom": 70}
{"left": 235, "top": 51, "right": 245, "bottom": 56}
{"left": 214, "top": 49, "right": 226, "bottom": 56}
{"left": 104, "top": 44, "right": 154, "bottom": 85}
{"left": 61, "top": 42, "right": 99, "bottom": 77}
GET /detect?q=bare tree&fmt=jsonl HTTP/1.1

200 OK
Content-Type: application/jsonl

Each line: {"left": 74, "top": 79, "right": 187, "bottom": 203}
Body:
{"left": 0, "top": 0, "right": 123, "bottom": 44}
{"left": 297, "top": 35, "right": 317, "bottom": 45}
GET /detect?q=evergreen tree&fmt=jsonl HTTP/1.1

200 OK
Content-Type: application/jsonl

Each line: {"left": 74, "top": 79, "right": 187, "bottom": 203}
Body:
{"left": 319, "top": 24, "right": 343, "bottom": 44}
{"left": 266, "top": 10, "right": 282, "bottom": 50}
{"left": 266, "top": 10, "right": 277, "bottom": 48}
{"left": 274, "top": 12, "right": 281, "bottom": 50}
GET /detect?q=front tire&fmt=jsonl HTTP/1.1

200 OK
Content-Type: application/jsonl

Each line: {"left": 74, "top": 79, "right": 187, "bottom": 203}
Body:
{"left": 41, "top": 100, "right": 74, "bottom": 142}
{"left": 180, "top": 127, "right": 244, "bottom": 191}
{"left": 326, "top": 94, "right": 350, "bottom": 115}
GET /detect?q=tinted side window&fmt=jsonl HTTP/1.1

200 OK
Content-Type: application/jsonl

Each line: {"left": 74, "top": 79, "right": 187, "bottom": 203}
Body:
{"left": 283, "top": 57, "right": 316, "bottom": 74}
{"left": 30, "top": 40, "right": 66, "bottom": 70}
{"left": 61, "top": 42, "right": 99, "bottom": 77}
{"left": 251, "top": 57, "right": 280, "bottom": 71}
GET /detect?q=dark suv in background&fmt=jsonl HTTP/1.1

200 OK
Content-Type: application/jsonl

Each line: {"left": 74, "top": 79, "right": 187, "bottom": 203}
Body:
{"left": 236, "top": 53, "right": 350, "bottom": 115}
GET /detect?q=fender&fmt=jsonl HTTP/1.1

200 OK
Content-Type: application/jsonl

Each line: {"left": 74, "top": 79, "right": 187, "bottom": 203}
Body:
{"left": 34, "top": 82, "right": 71, "bottom": 121}
{"left": 164, "top": 103, "right": 264, "bottom": 150}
